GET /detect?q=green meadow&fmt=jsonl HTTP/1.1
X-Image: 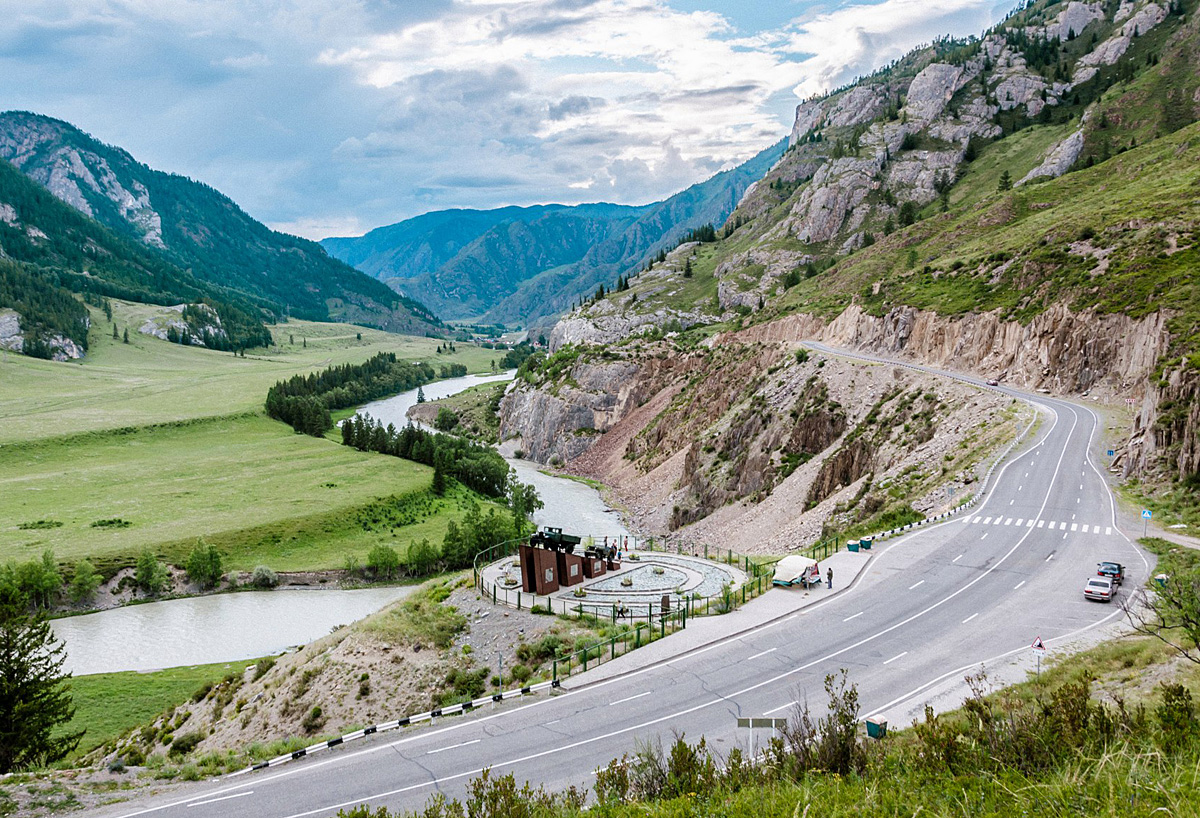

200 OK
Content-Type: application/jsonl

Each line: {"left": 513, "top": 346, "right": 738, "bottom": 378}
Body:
{"left": 0, "top": 300, "right": 502, "bottom": 445}
{"left": 0, "top": 300, "right": 510, "bottom": 574}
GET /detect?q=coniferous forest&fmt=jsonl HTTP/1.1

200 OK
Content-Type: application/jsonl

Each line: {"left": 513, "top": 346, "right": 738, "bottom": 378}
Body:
{"left": 264, "top": 352, "right": 436, "bottom": 435}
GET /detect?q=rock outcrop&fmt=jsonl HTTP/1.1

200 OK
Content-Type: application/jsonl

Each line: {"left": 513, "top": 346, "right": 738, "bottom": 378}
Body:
{"left": 0, "top": 308, "right": 21, "bottom": 353}
{"left": 1020, "top": 127, "right": 1086, "bottom": 184}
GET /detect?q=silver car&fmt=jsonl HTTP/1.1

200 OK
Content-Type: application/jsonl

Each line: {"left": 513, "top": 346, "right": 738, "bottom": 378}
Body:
{"left": 1084, "top": 576, "right": 1115, "bottom": 603}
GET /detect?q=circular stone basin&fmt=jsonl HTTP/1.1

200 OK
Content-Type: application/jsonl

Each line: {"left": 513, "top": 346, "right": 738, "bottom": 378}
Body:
{"left": 588, "top": 565, "right": 687, "bottom": 594}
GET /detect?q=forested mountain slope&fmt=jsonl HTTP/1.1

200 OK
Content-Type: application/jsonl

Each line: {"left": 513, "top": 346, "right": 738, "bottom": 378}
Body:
{"left": 323, "top": 141, "right": 785, "bottom": 325}
{"left": 0, "top": 158, "right": 270, "bottom": 357}
{"left": 0, "top": 112, "right": 442, "bottom": 335}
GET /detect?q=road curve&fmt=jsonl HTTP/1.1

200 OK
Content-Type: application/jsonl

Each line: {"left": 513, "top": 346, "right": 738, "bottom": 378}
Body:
{"left": 91, "top": 347, "right": 1151, "bottom": 818}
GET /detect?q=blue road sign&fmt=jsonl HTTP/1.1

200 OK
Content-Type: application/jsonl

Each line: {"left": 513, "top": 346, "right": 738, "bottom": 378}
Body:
{"left": 1106, "top": 449, "right": 1115, "bottom": 457}
{"left": 1142, "top": 509, "right": 1152, "bottom": 519}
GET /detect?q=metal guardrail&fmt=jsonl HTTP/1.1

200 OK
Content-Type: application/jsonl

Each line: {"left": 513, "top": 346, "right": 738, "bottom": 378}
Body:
{"left": 231, "top": 679, "right": 561, "bottom": 776}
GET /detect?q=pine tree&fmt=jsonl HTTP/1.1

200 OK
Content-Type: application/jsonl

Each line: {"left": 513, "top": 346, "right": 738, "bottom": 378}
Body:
{"left": 112, "top": 323, "right": 119, "bottom": 339}
{"left": 684, "top": 258, "right": 693, "bottom": 278}
{"left": 123, "top": 328, "right": 129, "bottom": 344}
{"left": 0, "top": 583, "right": 83, "bottom": 772}
{"left": 997, "top": 170, "right": 1013, "bottom": 192}
{"left": 416, "top": 386, "right": 426, "bottom": 403}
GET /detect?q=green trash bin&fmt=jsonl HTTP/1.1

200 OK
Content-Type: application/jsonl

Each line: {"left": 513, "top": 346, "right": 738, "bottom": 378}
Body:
{"left": 847, "top": 540, "right": 860, "bottom": 553}
{"left": 866, "top": 718, "right": 887, "bottom": 739}
{"left": 860, "top": 537, "right": 873, "bottom": 551}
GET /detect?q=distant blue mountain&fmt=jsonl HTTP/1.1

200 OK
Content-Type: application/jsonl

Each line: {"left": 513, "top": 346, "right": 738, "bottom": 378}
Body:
{"left": 322, "top": 139, "right": 786, "bottom": 324}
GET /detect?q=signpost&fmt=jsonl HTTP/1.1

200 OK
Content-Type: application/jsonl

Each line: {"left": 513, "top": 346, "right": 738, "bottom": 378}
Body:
{"left": 1031, "top": 636, "right": 1046, "bottom": 678}
{"left": 737, "top": 717, "right": 788, "bottom": 757}
{"left": 1143, "top": 509, "right": 1152, "bottom": 536}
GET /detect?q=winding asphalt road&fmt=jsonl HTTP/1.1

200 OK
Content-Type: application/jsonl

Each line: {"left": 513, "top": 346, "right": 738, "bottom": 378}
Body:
{"left": 92, "top": 347, "right": 1151, "bottom": 818}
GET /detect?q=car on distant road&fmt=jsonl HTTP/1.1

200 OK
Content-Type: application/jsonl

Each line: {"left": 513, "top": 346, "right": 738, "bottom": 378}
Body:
{"left": 1097, "top": 561, "right": 1125, "bottom": 585}
{"left": 1084, "top": 576, "right": 1116, "bottom": 602}
{"left": 986, "top": 378, "right": 999, "bottom": 386}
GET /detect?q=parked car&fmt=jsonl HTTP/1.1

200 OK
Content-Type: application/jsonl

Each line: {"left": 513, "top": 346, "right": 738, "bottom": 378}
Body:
{"left": 772, "top": 555, "right": 822, "bottom": 588}
{"left": 1097, "top": 561, "right": 1125, "bottom": 585}
{"left": 1084, "top": 576, "right": 1116, "bottom": 602}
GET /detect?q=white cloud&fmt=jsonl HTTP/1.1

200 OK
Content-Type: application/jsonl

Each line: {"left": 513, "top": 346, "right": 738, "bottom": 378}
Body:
{"left": 0, "top": 0, "right": 1016, "bottom": 237}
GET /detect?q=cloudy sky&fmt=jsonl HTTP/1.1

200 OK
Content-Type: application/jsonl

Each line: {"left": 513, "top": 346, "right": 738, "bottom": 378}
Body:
{"left": 1, "top": 0, "right": 1017, "bottom": 239}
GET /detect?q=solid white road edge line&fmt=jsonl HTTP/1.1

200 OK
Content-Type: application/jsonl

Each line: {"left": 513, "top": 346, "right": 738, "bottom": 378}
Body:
{"left": 186, "top": 792, "right": 253, "bottom": 808}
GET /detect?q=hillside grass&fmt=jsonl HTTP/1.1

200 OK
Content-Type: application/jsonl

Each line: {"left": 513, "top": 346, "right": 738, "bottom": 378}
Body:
{"left": 63, "top": 658, "right": 262, "bottom": 762}
{"left": 765, "top": 120, "right": 1200, "bottom": 336}
{"left": 416, "top": 382, "right": 506, "bottom": 444}
{"left": 0, "top": 300, "right": 498, "bottom": 445}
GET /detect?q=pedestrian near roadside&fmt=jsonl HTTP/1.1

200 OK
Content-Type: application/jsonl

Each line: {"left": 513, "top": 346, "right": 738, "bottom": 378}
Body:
{"left": 827, "top": 567, "right": 833, "bottom": 589}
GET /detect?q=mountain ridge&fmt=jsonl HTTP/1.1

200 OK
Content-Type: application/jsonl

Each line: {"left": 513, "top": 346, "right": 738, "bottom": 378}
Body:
{"left": 0, "top": 111, "right": 443, "bottom": 335}
{"left": 322, "top": 140, "right": 786, "bottom": 325}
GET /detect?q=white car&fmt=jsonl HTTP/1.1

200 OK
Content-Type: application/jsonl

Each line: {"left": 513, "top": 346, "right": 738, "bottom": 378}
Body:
{"left": 1084, "top": 576, "right": 1116, "bottom": 603}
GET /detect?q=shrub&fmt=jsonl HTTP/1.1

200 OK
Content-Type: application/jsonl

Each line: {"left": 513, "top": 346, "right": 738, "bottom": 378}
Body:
{"left": 252, "top": 657, "right": 276, "bottom": 681}
{"left": 69, "top": 559, "right": 101, "bottom": 603}
{"left": 122, "top": 746, "right": 146, "bottom": 766}
{"left": 405, "top": 538, "right": 439, "bottom": 577}
{"left": 168, "top": 732, "right": 203, "bottom": 757}
{"left": 301, "top": 706, "right": 326, "bottom": 734}
{"left": 433, "top": 407, "right": 459, "bottom": 432}
{"left": 250, "top": 566, "right": 279, "bottom": 588}
{"left": 135, "top": 552, "right": 170, "bottom": 596}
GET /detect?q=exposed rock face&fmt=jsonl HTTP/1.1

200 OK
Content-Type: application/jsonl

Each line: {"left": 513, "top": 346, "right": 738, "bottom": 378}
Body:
{"left": 1041, "top": 1, "right": 1106, "bottom": 40}
{"left": 138, "top": 303, "right": 228, "bottom": 346}
{"left": 1129, "top": 365, "right": 1200, "bottom": 482}
{"left": 498, "top": 359, "right": 649, "bottom": 464}
{"left": 0, "top": 119, "right": 165, "bottom": 248}
{"left": 0, "top": 308, "right": 84, "bottom": 360}
{"left": 1075, "top": 1, "right": 1166, "bottom": 82}
{"left": 0, "top": 309, "right": 21, "bottom": 353}
{"left": 723, "top": 303, "right": 1169, "bottom": 400}
{"left": 905, "top": 64, "right": 963, "bottom": 122}
{"left": 1020, "top": 127, "right": 1086, "bottom": 184}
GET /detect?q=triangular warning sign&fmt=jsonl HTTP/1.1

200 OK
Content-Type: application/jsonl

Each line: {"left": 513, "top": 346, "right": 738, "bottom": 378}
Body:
{"left": 1031, "top": 636, "right": 1046, "bottom": 651}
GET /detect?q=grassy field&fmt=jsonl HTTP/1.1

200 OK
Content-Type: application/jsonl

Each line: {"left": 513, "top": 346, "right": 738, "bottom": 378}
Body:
{"left": 0, "top": 413, "right": 461, "bottom": 572}
{"left": 62, "top": 657, "right": 262, "bottom": 761}
{"left": 0, "top": 301, "right": 513, "bottom": 574}
{"left": 0, "top": 300, "right": 501, "bottom": 445}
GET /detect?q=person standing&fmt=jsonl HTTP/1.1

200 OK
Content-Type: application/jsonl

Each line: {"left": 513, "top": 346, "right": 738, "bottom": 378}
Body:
{"left": 827, "top": 567, "right": 834, "bottom": 589}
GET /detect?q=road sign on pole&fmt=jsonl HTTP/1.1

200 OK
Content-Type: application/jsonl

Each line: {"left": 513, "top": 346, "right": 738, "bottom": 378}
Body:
{"left": 737, "top": 717, "right": 788, "bottom": 757}
{"left": 1106, "top": 449, "right": 1114, "bottom": 458}
{"left": 1143, "top": 509, "right": 1152, "bottom": 536}
{"left": 1032, "top": 636, "right": 1046, "bottom": 678}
